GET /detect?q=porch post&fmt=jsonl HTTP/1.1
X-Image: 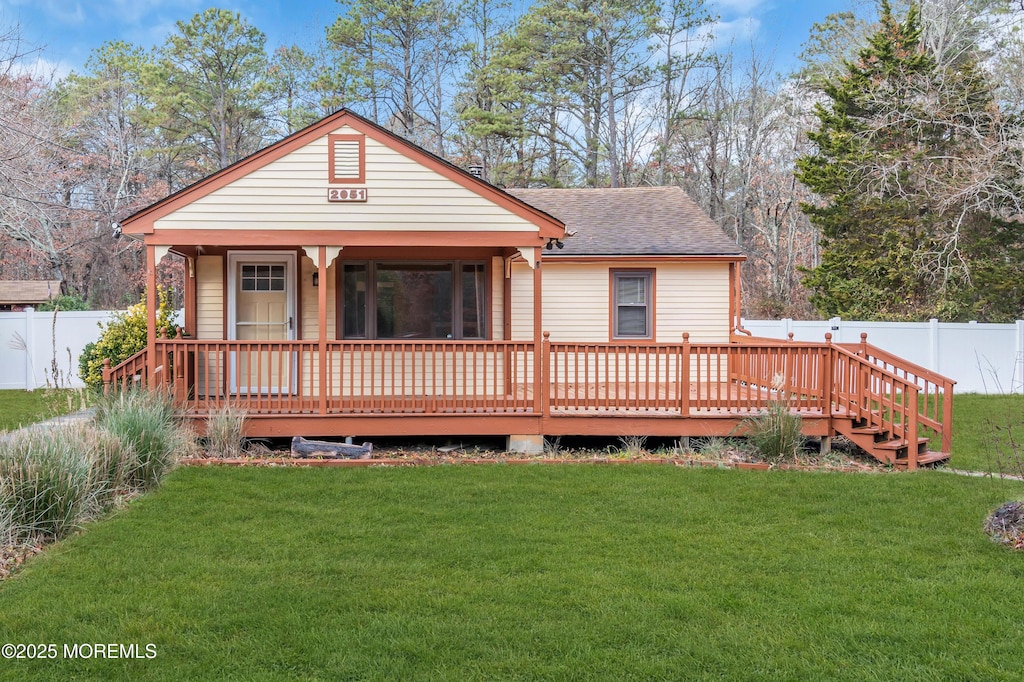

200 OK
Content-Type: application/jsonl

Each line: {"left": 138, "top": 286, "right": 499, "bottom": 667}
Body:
{"left": 146, "top": 243, "right": 157, "bottom": 388}
{"left": 681, "top": 333, "right": 691, "bottom": 416}
{"left": 533, "top": 247, "right": 543, "bottom": 417}
{"left": 318, "top": 246, "right": 328, "bottom": 416}
{"left": 183, "top": 256, "right": 197, "bottom": 337}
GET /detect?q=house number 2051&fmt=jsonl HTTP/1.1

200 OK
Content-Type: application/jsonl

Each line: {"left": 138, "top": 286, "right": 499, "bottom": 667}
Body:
{"left": 327, "top": 188, "right": 368, "bottom": 202}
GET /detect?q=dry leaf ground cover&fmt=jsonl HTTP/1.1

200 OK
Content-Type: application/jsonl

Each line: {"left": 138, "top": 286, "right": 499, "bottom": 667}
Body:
{"left": 1, "top": 466, "right": 1023, "bottom": 681}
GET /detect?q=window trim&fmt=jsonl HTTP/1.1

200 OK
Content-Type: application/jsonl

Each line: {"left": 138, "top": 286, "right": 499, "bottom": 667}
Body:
{"left": 327, "top": 134, "right": 365, "bottom": 184}
{"left": 610, "top": 269, "right": 655, "bottom": 341}
{"left": 339, "top": 260, "right": 490, "bottom": 340}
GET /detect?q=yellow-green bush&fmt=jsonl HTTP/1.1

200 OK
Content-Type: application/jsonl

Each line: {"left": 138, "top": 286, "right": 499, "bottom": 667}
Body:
{"left": 79, "top": 287, "right": 177, "bottom": 389}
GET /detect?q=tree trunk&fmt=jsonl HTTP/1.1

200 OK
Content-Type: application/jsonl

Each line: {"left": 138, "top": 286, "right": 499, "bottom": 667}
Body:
{"left": 290, "top": 436, "right": 373, "bottom": 459}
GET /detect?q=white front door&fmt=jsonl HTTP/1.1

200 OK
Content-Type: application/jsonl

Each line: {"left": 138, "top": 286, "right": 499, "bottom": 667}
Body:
{"left": 227, "top": 252, "right": 297, "bottom": 393}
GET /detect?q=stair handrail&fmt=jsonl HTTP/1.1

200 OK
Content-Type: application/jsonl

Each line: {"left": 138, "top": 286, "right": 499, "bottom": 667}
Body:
{"left": 102, "top": 348, "right": 149, "bottom": 394}
{"left": 830, "top": 343, "right": 922, "bottom": 463}
{"left": 843, "top": 337, "right": 954, "bottom": 455}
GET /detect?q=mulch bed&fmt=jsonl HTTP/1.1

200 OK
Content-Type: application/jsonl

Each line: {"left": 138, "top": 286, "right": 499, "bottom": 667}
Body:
{"left": 184, "top": 441, "right": 885, "bottom": 473}
{"left": 1, "top": 540, "right": 44, "bottom": 581}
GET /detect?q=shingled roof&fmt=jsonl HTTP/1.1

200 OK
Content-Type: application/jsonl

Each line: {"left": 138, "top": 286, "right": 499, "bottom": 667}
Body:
{"left": 0, "top": 280, "right": 61, "bottom": 305}
{"left": 506, "top": 187, "right": 742, "bottom": 257}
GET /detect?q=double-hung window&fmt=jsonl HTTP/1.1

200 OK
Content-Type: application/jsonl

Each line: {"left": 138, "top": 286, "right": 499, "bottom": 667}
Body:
{"left": 611, "top": 270, "right": 653, "bottom": 340}
{"left": 341, "top": 261, "right": 488, "bottom": 340}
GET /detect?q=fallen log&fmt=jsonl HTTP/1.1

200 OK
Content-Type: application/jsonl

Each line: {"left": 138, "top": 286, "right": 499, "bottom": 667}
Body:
{"left": 290, "top": 436, "right": 373, "bottom": 459}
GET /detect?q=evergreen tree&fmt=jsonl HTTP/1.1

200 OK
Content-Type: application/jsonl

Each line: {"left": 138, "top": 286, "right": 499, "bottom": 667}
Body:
{"left": 796, "top": 1, "right": 1024, "bottom": 321}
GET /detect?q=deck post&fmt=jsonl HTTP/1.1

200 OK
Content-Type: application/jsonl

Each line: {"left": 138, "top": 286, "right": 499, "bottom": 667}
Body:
{"left": 822, "top": 333, "right": 834, "bottom": 415}
{"left": 145, "top": 243, "right": 157, "bottom": 389}
{"left": 533, "top": 247, "right": 543, "bottom": 417}
{"left": 941, "top": 381, "right": 954, "bottom": 454}
{"left": 542, "top": 332, "right": 551, "bottom": 418}
{"left": 907, "top": 385, "right": 920, "bottom": 471}
{"left": 858, "top": 332, "right": 870, "bottom": 412}
{"left": 102, "top": 358, "right": 111, "bottom": 396}
{"left": 318, "top": 246, "right": 328, "bottom": 416}
{"left": 681, "top": 333, "right": 691, "bottom": 417}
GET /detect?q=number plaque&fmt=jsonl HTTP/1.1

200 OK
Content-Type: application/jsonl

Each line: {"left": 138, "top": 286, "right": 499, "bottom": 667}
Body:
{"left": 327, "top": 188, "right": 368, "bottom": 202}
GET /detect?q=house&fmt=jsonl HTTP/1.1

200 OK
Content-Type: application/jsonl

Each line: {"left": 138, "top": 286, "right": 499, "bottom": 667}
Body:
{"left": 0, "top": 280, "right": 62, "bottom": 312}
{"left": 109, "top": 110, "right": 953, "bottom": 468}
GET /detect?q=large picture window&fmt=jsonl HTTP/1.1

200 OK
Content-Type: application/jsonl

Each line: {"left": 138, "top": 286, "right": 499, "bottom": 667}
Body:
{"left": 611, "top": 270, "right": 653, "bottom": 339}
{"left": 341, "top": 262, "right": 488, "bottom": 340}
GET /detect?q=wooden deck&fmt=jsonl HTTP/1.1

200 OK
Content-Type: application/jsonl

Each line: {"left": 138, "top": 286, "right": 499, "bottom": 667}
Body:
{"left": 105, "top": 334, "right": 955, "bottom": 469}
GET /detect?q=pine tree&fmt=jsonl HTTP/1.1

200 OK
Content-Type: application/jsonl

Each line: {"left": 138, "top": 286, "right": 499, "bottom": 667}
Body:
{"left": 796, "top": 1, "right": 1024, "bottom": 321}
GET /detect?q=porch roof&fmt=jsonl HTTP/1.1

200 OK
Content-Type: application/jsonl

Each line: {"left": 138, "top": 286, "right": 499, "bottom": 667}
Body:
{"left": 507, "top": 187, "right": 743, "bottom": 258}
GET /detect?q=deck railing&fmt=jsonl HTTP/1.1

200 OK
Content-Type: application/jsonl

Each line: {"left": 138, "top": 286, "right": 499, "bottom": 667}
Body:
{"left": 103, "top": 335, "right": 952, "bottom": 460}
{"left": 119, "top": 339, "right": 537, "bottom": 415}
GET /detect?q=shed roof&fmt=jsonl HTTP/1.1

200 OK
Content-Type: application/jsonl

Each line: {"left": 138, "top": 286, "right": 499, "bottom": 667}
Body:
{"left": 506, "top": 187, "right": 743, "bottom": 258}
{"left": 0, "top": 280, "right": 61, "bottom": 305}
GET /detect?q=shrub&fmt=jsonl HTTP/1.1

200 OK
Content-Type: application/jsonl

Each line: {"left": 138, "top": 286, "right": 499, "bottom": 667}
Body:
{"left": 37, "top": 292, "right": 89, "bottom": 312}
{"left": 739, "top": 375, "right": 804, "bottom": 464}
{"left": 205, "top": 406, "right": 248, "bottom": 458}
{"left": 94, "top": 389, "right": 182, "bottom": 490}
{"left": 78, "top": 286, "right": 177, "bottom": 390}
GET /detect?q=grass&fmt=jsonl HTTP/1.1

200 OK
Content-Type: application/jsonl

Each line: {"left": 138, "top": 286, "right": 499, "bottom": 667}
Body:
{"left": 0, "top": 390, "right": 80, "bottom": 432}
{"left": 1, "top": 465, "right": 1023, "bottom": 680}
{"left": 951, "top": 394, "right": 1024, "bottom": 473}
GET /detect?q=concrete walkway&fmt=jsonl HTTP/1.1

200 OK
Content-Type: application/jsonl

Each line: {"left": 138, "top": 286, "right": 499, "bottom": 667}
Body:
{"left": 1, "top": 409, "right": 96, "bottom": 441}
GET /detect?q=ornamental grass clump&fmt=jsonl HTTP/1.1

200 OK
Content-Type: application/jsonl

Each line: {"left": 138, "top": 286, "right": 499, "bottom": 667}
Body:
{"left": 94, "top": 389, "right": 182, "bottom": 490}
{"left": 0, "top": 427, "right": 99, "bottom": 541}
{"left": 740, "top": 374, "right": 804, "bottom": 465}
{"left": 204, "top": 406, "right": 248, "bottom": 458}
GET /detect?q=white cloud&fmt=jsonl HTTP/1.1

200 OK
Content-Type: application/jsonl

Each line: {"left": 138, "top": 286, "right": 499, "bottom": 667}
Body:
{"left": 709, "top": 16, "right": 762, "bottom": 49}
{"left": 11, "top": 54, "right": 71, "bottom": 81}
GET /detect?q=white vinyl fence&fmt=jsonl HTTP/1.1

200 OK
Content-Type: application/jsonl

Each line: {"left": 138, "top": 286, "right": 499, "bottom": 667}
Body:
{"left": 0, "top": 308, "right": 116, "bottom": 390}
{"left": 742, "top": 317, "right": 1024, "bottom": 394}
{"left": 2, "top": 309, "right": 1021, "bottom": 394}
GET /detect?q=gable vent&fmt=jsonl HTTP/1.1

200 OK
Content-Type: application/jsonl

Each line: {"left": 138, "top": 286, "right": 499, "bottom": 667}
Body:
{"left": 328, "top": 134, "right": 365, "bottom": 183}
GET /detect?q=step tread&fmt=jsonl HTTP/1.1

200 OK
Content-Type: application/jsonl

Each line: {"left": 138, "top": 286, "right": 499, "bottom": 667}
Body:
{"left": 874, "top": 437, "right": 930, "bottom": 451}
{"left": 895, "top": 451, "right": 950, "bottom": 466}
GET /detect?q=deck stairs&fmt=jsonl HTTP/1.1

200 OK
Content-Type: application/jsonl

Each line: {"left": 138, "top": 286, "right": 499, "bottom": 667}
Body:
{"left": 831, "top": 412, "right": 950, "bottom": 470}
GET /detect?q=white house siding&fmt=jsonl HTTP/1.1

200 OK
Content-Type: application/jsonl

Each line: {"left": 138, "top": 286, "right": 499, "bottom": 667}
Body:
{"left": 511, "top": 261, "right": 731, "bottom": 343}
{"left": 152, "top": 125, "right": 541, "bottom": 233}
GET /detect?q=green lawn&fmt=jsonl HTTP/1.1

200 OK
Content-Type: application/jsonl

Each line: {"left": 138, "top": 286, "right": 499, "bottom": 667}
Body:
{"left": 0, "top": 390, "right": 80, "bottom": 431}
{"left": 951, "top": 394, "right": 1024, "bottom": 473}
{"left": 1, "top": 465, "right": 1022, "bottom": 680}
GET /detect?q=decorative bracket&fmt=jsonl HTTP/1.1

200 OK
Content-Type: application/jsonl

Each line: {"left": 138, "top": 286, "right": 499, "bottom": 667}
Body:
{"left": 302, "top": 246, "right": 343, "bottom": 270}
{"left": 516, "top": 246, "right": 537, "bottom": 269}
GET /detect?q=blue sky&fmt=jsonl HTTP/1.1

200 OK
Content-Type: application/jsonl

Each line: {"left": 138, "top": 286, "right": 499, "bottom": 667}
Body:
{"left": 0, "top": 0, "right": 854, "bottom": 79}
